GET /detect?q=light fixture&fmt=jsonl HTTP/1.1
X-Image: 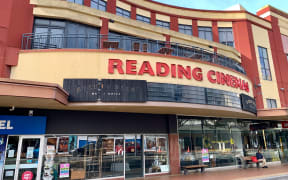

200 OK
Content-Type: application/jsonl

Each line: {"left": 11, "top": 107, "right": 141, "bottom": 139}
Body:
{"left": 28, "top": 110, "right": 34, "bottom": 116}
{"left": 280, "top": 88, "right": 285, "bottom": 91}
{"left": 9, "top": 106, "right": 15, "bottom": 111}
{"left": 254, "top": 84, "right": 261, "bottom": 88}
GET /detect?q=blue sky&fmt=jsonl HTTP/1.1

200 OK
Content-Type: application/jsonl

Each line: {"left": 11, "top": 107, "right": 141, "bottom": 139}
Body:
{"left": 153, "top": 0, "right": 288, "bottom": 14}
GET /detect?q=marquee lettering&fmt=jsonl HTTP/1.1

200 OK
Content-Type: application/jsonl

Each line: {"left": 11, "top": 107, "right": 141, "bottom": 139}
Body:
{"left": 108, "top": 59, "right": 249, "bottom": 92}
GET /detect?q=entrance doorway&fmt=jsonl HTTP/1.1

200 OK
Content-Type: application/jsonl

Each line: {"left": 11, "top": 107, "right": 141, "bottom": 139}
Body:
{"left": 125, "top": 135, "right": 143, "bottom": 178}
{"left": 3, "top": 136, "right": 44, "bottom": 180}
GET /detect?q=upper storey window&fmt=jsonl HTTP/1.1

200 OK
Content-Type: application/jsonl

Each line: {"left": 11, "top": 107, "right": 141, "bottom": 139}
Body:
{"left": 281, "top": 35, "right": 288, "bottom": 60}
{"left": 116, "top": 7, "right": 131, "bottom": 18}
{"left": 219, "top": 27, "right": 234, "bottom": 47}
{"left": 67, "top": 0, "right": 83, "bottom": 5}
{"left": 198, "top": 27, "right": 213, "bottom": 41}
{"left": 258, "top": 46, "right": 272, "bottom": 81}
{"left": 33, "top": 18, "right": 100, "bottom": 49}
{"left": 136, "top": 14, "right": 150, "bottom": 24}
{"left": 156, "top": 20, "right": 170, "bottom": 29}
{"left": 266, "top": 99, "right": 277, "bottom": 109}
{"left": 178, "top": 24, "right": 192, "bottom": 36}
{"left": 91, "top": 0, "right": 106, "bottom": 11}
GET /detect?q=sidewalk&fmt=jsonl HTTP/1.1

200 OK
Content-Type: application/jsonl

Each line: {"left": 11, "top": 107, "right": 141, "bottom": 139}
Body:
{"left": 140, "top": 164, "right": 288, "bottom": 180}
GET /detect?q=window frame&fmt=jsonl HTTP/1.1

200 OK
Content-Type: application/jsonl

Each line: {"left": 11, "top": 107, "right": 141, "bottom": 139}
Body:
{"left": 218, "top": 27, "right": 234, "bottom": 47}
{"left": 91, "top": 0, "right": 107, "bottom": 11}
{"left": 156, "top": 20, "right": 170, "bottom": 29}
{"left": 116, "top": 7, "right": 131, "bottom": 18}
{"left": 178, "top": 24, "right": 192, "bottom": 36}
{"left": 266, "top": 99, "right": 277, "bottom": 109}
{"left": 258, "top": 46, "right": 272, "bottom": 81}
{"left": 198, "top": 26, "right": 213, "bottom": 41}
{"left": 67, "top": 0, "right": 83, "bottom": 5}
{"left": 136, "top": 14, "right": 151, "bottom": 24}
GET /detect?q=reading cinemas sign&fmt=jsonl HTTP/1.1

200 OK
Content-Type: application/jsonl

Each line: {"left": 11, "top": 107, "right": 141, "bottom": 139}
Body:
{"left": 108, "top": 59, "right": 250, "bottom": 93}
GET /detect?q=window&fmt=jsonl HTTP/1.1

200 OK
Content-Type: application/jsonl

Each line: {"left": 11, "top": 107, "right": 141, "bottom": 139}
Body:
{"left": 116, "top": 7, "right": 131, "bottom": 18}
{"left": 156, "top": 20, "right": 170, "bottom": 29}
{"left": 67, "top": 0, "right": 83, "bottom": 5}
{"left": 136, "top": 14, "right": 150, "bottom": 24}
{"left": 33, "top": 18, "right": 100, "bottom": 49}
{"left": 198, "top": 27, "right": 213, "bottom": 41}
{"left": 258, "top": 46, "right": 272, "bottom": 80}
{"left": 267, "top": 99, "right": 277, "bottom": 108}
{"left": 218, "top": 27, "right": 234, "bottom": 47}
{"left": 91, "top": 0, "right": 106, "bottom": 11}
{"left": 179, "top": 24, "right": 192, "bottom": 36}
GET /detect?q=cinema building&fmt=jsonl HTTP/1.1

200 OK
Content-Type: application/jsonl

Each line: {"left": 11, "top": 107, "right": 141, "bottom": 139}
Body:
{"left": 0, "top": 0, "right": 288, "bottom": 179}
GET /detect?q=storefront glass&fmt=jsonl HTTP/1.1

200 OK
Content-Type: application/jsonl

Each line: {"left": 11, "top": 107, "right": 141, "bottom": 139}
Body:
{"left": 42, "top": 134, "right": 169, "bottom": 179}
{"left": 144, "top": 135, "right": 169, "bottom": 174}
{"left": 178, "top": 117, "right": 288, "bottom": 169}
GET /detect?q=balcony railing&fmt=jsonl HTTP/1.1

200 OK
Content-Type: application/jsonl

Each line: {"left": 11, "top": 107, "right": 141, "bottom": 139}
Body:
{"left": 21, "top": 33, "right": 246, "bottom": 74}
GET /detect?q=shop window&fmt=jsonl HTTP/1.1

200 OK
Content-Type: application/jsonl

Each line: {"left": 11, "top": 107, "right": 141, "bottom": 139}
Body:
{"left": 67, "top": 0, "right": 83, "bottom": 5}
{"left": 258, "top": 46, "right": 272, "bottom": 81}
{"left": 198, "top": 27, "right": 213, "bottom": 41}
{"left": 116, "top": 7, "right": 131, "bottom": 18}
{"left": 136, "top": 14, "right": 151, "bottom": 24}
{"left": 144, "top": 136, "right": 169, "bottom": 174}
{"left": 156, "top": 20, "right": 170, "bottom": 29}
{"left": 218, "top": 27, "right": 234, "bottom": 47}
{"left": 266, "top": 99, "right": 277, "bottom": 108}
{"left": 91, "top": 0, "right": 106, "bottom": 11}
{"left": 42, "top": 135, "right": 124, "bottom": 179}
{"left": 179, "top": 24, "right": 192, "bottom": 36}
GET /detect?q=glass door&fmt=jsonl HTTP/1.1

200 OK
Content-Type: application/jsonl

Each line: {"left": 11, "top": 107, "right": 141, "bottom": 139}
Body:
{"left": 3, "top": 136, "right": 44, "bottom": 180}
{"left": 124, "top": 135, "right": 143, "bottom": 178}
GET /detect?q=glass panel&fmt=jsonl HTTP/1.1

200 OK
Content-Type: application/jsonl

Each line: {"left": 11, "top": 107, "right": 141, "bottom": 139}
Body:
{"left": 3, "top": 136, "right": 19, "bottom": 180}
{"left": 17, "top": 138, "right": 41, "bottom": 180}
{"left": 33, "top": 27, "right": 49, "bottom": 49}
{"left": 50, "top": 28, "right": 64, "bottom": 48}
{"left": 42, "top": 135, "right": 124, "bottom": 179}
{"left": 125, "top": 135, "right": 143, "bottom": 178}
{"left": 144, "top": 136, "right": 169, "bottom": 174}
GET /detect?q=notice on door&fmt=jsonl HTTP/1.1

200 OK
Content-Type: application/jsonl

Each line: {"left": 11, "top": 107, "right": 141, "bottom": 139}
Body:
{"left": 26, "top": 147, "right": 34, "bottom": 159}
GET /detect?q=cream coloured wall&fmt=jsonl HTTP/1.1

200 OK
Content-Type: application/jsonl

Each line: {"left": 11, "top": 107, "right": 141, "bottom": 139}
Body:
{"left": 156, "top": 14, "right": 170, "bottom": 22}
{"left": 136, "top": 8, "right": 150, "bottom": 18}
{"left": 116, "top": 0, "right": 130, "bottom": 11}
{"left": 12, "top": 51, "right": 253, "bottom": 97}
{"left": 218, "top": 21, "right": 232, "bottom": 27}
{"left": 198, "top": 21, "right": 212, "bottom": 27}
{"left": 252, "top": 24, "right": 281, "bottom": 108}
{"left": 178, "top": 18, "right": 192, "bottom": 25}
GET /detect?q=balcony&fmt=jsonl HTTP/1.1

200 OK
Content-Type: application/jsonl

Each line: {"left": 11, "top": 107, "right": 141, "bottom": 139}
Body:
{"left": 21, "top": 33, "right": 246, "bottom": 74}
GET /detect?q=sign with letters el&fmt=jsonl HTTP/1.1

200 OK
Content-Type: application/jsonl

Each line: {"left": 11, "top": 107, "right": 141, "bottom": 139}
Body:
{"left": 0, "top": 116, "right": 46, "bottom": 135}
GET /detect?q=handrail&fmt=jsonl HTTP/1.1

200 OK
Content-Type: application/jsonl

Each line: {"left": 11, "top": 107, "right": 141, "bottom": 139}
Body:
{"left": 21, "top": 33, "right": 246, "bottom": 74}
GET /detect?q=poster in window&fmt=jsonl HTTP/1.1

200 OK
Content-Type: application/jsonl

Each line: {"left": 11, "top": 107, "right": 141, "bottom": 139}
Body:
{"left": 202, "top": 148, "right": 209, "bottom": 163}
{"left": 115, "top": 139, "right": 124, "bottom": 155}
{"left": 0, "top": 135, "right": 7, "bottom": 178}
{"left": 145, "top": 137, "right": 156, "bottom": 152}
{"left": 58, "top": 137, "right": 69, "bottom": 153}
{"left": 68, "top": 136, "right": 77, "bottom": 152}
{"left": 59, "top": 163, "right": 70, "bottom": 178}
{"left": 26, "top": 147, "right": 34, "bottom": 159}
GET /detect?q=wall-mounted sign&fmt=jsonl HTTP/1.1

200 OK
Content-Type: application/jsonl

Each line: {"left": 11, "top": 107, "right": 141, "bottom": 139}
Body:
{"left": 101, "top": 79, "right": 147, "bottom": 102}
{"left": 0, "top": 116, "right": 46, "bottom": 135}
{"left": 63, "top": 79, "right": 99, "bottom": 102}
{"left": 108, "top": 59, "right": 250, "bottom": 93}
{"left": 240, "top": 94, "right": 257, "bottom": 114}
{"left": 282, "top": 121, "right": 288, "bottom": 128}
